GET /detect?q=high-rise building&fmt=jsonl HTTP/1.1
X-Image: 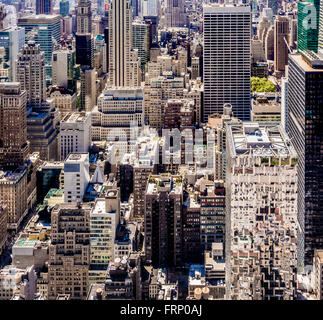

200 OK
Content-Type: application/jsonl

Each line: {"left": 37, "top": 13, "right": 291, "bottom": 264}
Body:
{"left": 48, "top": 202, "right": 91, "bottom": 300}
{"left": 76, "top": 0, "right": 92, "bottom": 34}
{"left": 108, "top": 0, "right": 133, "bottom": 86}
{"left": 36, "top": 0, "right": 53, "bottom": 14}
{"left": 287, "top": 50, "right": 323, "bottom": 266}
{"left": 16, "top": 41, "right": 46, "bottom": 107}
{"left": 76, "top": 34, "right": 94, "bottom": 68}
{"left": 274, "top": 16, "right": 289, "bottom": 73}
{"left": 18, "top": 15, "right": 61, "bottom": 81}
{"left": 64, "top": 153, "right": 90, "bottom": 203}
{"left": 52, "top": 48, "right": 76, "bottom": 91}
{"left": 226, "top": 122, "right": 298, "bottom": 300}
{"left": 319, "top": 0, "right": 323, "bottom": 50}
{"left": 80, "top": 67, "right": 97, "bottom": 111}
{"left": 314, "top": 249, "right": 323, "bottom": 299}
{"left": 60, "top": 112, "right": 91, "bottom": 161}
{"left": 0, "top": 202, "right": 7, "bottom": 255}
{"left": 0, "top": 27, "right": 25, "bottom": 82}
{"left": 59, "top": 0, "right": 69, "bottom": 17}
{"left": 89, "top": 189, "right": 120, "bottom": 283}
{"left": 203, "top": 4, "right": 251, "bottom": 122}
{"left": 145, "top": 174, "right": 183, "bottom": 267}
{"left": 297, "top": 0, "right": 320, "bottom": 53}
{"left": 0, "top": 83, "right": 29, "bottom": 169}
{"left": 132, "top": 20, "right": 151, "bottom": 71}
{"left": 166, "top": 0, "right": 185, "bottom": 27}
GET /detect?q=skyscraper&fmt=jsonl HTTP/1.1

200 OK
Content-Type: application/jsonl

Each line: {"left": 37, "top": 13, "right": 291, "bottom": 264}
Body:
{"left": 76, "top": 0, "right": 92, "bottom": 34}
{"left": 0, "top": 27, "right": 25, "bottom": 82}
{"left": 108, "top": 0, "right": 133, "bottom": 86}
{"left": 36, "top": 0, "right": 53, "bottom": 15}
{"left": 16, "top": 41, "right": 46, "bottom": 107}
{"left": 297, "top": 0, "right": 320, "bottom": 53}
{"left": 0, "top": 83, "right": 29, "bottom": 168}
{"left": 287, "top": 50, "right": 323, "bottom": 266}
{"left": 274, "top": 16, "right": 289, "bottom": 73}
{"left": 17, "top": 15, "right": 61, "bottom": 81}
{"left": 203, "top": 4, "right": 251, "bottom": 122}
{"left": 59, "top": 0, "right": 70, "bottom": 17}
{"left": 166, "top": 0, "right": 185, "bottom": 27}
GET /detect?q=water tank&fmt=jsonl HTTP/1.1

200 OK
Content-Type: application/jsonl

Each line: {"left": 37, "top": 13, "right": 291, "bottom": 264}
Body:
{"left": 194, "top": 287, "right": 202, "bottom": 300}
{"left": 202, "top": 286, "right": 210, "bottom": 300}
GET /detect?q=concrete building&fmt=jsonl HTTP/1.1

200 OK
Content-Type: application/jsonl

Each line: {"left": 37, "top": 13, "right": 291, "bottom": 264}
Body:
{"left": 52, "top": 48, "right": 76, "bottom": 90}
{"left": 49, "top": 87, "right": 78, "bottom": 116}
{"left": 92, "top": 86, "right": 144, "bottom": 145}
{"left": 48, "top": 202, "right": 92, "bottom": 300}
{"left": 203, "top": 4, "right": 251, "bottom": 122}
{"left": 226, "top": 122, "right": 298, "bottom": 300}
{"left": 64, "top": 153, "right": 90, "bottom": 203}
{"left": 287, "top": 50, "right": 323, "bottom": 266}
{"left": 60, "top": 112, "right": 91, "bottom": 161}
{"left": 251, "top": 95, "right": 281, "bottom": 122}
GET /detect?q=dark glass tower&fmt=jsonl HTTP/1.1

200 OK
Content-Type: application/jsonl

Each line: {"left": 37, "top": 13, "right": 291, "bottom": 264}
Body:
{"left": 287, "top": 50, "right": 323, "bottom": 266}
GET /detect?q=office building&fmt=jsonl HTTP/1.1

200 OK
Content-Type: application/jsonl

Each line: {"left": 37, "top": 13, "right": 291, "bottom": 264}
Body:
{"left": 203, "top": 4, "right": 251, "bottom": 122}
{"left": 16, "top": 41, "right": 46, "bottom": 106}
{"left": 80, "top": 67, "right": 97, "bottom": 111}
{"left": 92, "top": 86, "right": 144, "bottom": 144}
{"left": 48, "top": 203, "right": 91, "bottom": 300}
{"left": 64, "top": 153, "right": 90, "bottom": 203}
{"left": 59, "top": 0, "right": 69, "bottom": 17}
{"left": 108, "top": 0, "right": 133, "bottom": 86}
{"left": 0, "top": 27, "right": 25, "bottom": 82}
{"left": 60, "top": 112, "right": 91, "bottom": 161}
{"left": 297, "top": 0, "right": 320, "bottom": 53}
{"left": 287, "top": 50, "right": 323, "bottom": 266}
{"left": 0, "top": 83, "right": 29, "bottom": 168}
{"left": 0, "top": 168, "right": 28, "bottom": 231}
{"left": 52, "top": 48, "right": 76, "bottom": 91}
{"left": 145, "top": 174, "right": 183, "bottom": 267}
{"left": 274, "top": 16, "right": 289, "bottom": 73}
{"left": 166, "top": 0, "right": 185, "bottom": 27}
{"left": 76, "top": 0, "right": 92, "bottom": 34}
{"left": 132, "top": 20, "right": 151, "bottom": 71}
{"left": 18, "top": 15, "right": 61, "bottom": 81}
{"left": 27, "top": 111, "right": 59, "bottom": 161}
{"left": 226, "top": 122, "right": 298, "bottom": 300}
{"left": 89, "top": 189, "right": 120, "bottom": 283}
{"left": 36, "top": 0, "right": 53, "bottom": 14}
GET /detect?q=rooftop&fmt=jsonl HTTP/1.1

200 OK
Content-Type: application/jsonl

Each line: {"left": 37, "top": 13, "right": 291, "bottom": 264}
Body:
{"left": 227, "top": 122, "right": 297, "bottom": 158}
